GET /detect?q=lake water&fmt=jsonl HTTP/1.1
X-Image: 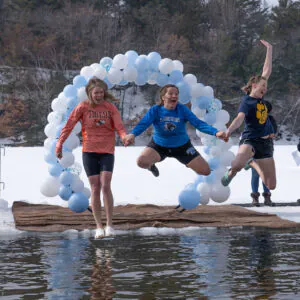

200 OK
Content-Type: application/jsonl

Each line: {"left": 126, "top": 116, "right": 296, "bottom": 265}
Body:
{"left": 1, "top": 227, "right": 300, "bottom": 299}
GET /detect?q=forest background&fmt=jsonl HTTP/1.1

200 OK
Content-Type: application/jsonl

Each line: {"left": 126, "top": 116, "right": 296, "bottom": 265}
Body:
{"left": 0, "top": 0, "right": 299, "bottom": 146}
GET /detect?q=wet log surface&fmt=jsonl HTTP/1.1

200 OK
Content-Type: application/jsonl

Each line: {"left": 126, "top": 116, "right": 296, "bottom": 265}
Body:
{"left": 12, "top": 201, "right": 300, "bottom": 232}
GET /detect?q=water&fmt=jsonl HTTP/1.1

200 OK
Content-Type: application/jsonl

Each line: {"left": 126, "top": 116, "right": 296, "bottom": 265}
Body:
{"left": 1, "top": 227, "right": 300, "bottom": 299}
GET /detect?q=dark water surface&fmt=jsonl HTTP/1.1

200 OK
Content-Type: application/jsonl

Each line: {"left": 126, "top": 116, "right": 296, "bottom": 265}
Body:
{"left": 1, "top": 227, "right": 300, "bottom": 299}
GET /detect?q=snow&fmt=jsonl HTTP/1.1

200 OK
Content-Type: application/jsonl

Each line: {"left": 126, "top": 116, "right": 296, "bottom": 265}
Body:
{"left": 0, "top": 144, "right": 300, "bottom": 234}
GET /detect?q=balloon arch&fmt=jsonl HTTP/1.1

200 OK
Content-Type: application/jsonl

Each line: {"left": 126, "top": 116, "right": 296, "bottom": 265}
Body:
{"left": 41, "top": 50, "right": 235, "bottom": 213}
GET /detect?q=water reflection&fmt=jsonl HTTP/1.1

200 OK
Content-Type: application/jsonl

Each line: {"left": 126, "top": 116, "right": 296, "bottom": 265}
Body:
{"left": 0, "top": 228, "right": 300, "bottom": 299}
{"left": 89, "top": 248, "right": 115, "bottom": 299}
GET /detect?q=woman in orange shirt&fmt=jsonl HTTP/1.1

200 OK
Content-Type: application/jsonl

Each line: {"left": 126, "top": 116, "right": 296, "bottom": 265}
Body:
{"left": 56, "top": 78, "right": 127, "bottom": 239}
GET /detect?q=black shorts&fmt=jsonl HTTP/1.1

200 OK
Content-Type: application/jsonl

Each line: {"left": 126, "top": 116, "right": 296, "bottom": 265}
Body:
{"left": 147, "top": 139, "right": 200, "bottom": 165}
{"left": 239, "top": 137, "right": 274, "bottom": 159}
{"left": 82, "top": 152, "right": 114, "bottom": 177}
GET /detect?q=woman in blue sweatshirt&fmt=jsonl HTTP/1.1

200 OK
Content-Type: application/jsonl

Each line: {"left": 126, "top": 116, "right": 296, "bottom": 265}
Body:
{"left": 123, "top": 84, "right": 227, "bottom": 177}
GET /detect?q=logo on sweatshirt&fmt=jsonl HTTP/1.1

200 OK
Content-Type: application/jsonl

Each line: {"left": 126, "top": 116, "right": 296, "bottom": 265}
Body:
{"left": 96, "top": 120, "right": 106, "bottom": 126}
{"left": 164, "top": 122, "right": 176, "bottom": 131}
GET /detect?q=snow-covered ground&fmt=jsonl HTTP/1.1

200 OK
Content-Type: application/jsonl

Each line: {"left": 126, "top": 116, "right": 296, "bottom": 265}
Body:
{"left": 0, "top": 144, "right": 300, "bottom": 234}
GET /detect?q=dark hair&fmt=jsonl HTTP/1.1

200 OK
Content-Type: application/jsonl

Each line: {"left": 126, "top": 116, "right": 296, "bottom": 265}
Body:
{"left": 241, "top": 75, "right": 267, "bottom": 95}
{"left": 265, "top": 100, "right": 272, "bottom": 113}
{"left": 157, "top": 84, "right": 179, "bottom": 105}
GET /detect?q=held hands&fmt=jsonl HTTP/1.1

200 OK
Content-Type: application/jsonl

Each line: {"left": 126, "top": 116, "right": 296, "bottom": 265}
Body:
{"left": 123, "top": 134, "right": 135, "bottom": 147}
{"left": 216, "top": 131, "right": 229, "bottom": 142}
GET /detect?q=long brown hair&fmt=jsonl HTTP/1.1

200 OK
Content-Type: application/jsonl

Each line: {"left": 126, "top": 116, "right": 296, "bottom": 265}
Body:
{"left": 157, "top": 84, "right": 179, "bottom": 105}
{"left": 241, "top": 75, "right": 267, "bottom": 95}
{"left": 85, "top": 77, "right": 118, "bottom": 106}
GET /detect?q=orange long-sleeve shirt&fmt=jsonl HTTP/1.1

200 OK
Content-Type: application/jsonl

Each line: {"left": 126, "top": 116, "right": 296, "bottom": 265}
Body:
{"left": 56, "top": 100, "right": 126, "bottom": 154}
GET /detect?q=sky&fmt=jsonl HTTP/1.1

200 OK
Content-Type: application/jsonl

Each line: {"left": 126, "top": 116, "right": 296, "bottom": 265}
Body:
{"left": 1, "top": 144, "right": 300, "bottom": 235}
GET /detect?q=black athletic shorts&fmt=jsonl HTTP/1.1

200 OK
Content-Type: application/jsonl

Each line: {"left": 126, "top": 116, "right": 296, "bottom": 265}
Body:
{"left": 239, "top": 137, "right": 274, "bottom": 159}
{"left": 147, "top": 139, "right": 200, "bottom": 165}
{"left": 82, "top": 152, "right": 114, "bottom": 177}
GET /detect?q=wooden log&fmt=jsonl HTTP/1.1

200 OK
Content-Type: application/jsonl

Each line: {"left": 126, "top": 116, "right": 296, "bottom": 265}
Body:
{"left": 12, "top": 201, "right": 300, "bottom": 232}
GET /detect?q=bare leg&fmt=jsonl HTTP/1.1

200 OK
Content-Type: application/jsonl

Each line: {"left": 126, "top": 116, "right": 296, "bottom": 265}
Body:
{"left": 251, "top": 157, "right": 276, "bottom": 190}
{"left": 88, "top": 175, "right": 103, "bottom": 229}
{"left": 100, "top": 171, "right": 114, "bottom": 227}
{"left": 186, "top": 155, "right": 211, "bottom": 175}
{"left": 136, "top": 147, "right": 161, "bottom": 169}
{"left": 229, "top": 144, "right": 254, "bottom": 177}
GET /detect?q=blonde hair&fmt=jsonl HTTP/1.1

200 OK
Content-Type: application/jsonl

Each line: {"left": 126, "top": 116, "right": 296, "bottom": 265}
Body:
{"left": 157, "top": 84, "right": 179, "bottom": 105}
{"left": 241, "top": 75, "right": 267, "bottom": 95}
{"left": 85, "top": 77, "right": 118, "bottom": 106}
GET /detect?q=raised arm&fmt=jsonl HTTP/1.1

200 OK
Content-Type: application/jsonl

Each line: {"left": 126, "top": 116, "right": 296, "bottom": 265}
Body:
{"left": 260, "top": 40, "right": 273, "bottom": 80}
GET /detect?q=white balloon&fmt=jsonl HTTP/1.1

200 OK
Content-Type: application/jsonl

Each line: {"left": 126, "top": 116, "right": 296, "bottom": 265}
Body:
{"left": 210, "top": 183, "right": 230, "bottom": 203}
{"left": 93, "top": 65, "right": 107, "bottom": 80}
{"left": 64, "top": 134, "right": 80, "bottom": 150}
{"left": 183, "top": 74, "right": 197, "bottom": 85}
{"left": 73, "top": 122, "right": 82, "bottom": 134}
{"left": 47, "top": 111, "right": 63, "bottom": 124}
{"left": 220, "top": 151, "right": 235, "bottom": 166}
{"left": 107, "top": 67, "right": 123, "bottom": 84}
{"left": 202, "top": 86, "right": 214, "bottom": 98}
{"left": 158, "top": 58, "right": 174, "bottom": 74}
{"left": 80, "top": 66, "right": 95, "bottom": 79}
{"left": 213, "top": 122, "right": 227, "bottom": 132}
{"left": 112, "top": 54, "right": 128, "bottom": 69}
{"left": 197, "top": 182, "right": 211, "bottom": 205}
{"left": 44, "top": 123, "right": 57, "bottom": 138}
{"left": 192, "top": 107, "right": 206, "bottom": 119}
{"left": 44, "top": 138, "right": 55, "bottom": 150}
{"left": 210, "top": 146, "right": 222, "bottom": 157}
{"left": 77, "top": 87, "right": 87, "bottom": 102}
{"left": 173, "top": 60, "right": 184, "bottom": 72}
{"left": 59, "top": 152, "right": 75, "bottom": 168}
{"left": 82, "top": 187, "right": 91, "bottom": 199}
{"left": 123, "top": 66, "right": 138, "bottom": 82}
{"left": 190, "top": 83, "right": 204, "bottom": 98}
{"left": 216, "top": 109, "right": 230, "bottom": 124}
{"left": 51, "top": 97, "right": 67, "bottom": 113}
{"left": 71, "top": 178, "right": 84, "bottom": 193}
{"left": 40, "top": 176, "right": 60, "bottom": 197}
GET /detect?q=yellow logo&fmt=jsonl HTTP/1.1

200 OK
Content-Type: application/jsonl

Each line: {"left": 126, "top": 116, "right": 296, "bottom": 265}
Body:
{"left": 256, "top": 102, "right": 268, "bottom": 124}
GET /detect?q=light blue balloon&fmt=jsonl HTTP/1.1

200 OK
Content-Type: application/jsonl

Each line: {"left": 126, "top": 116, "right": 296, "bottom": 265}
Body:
{"left": 49, "top": 163, "right": 64, "bottom": 177}
{"left": 178, "top": 189, "right": 200, "bottom": 210}
{"left": 197, "top": 96, "right": 211, "bottom": 110}
{"left": 100, "top": 57, "right": 113, "bottom": 71}
{"left": 104, "top": 78, "right": 114, "bottom": 89}
{"left": 208, "top": 157, "right": 220, "bottom": 170}
{"left": 204, "top": 111, "right": 217, "bottom": 125}
{"left": 59, "top": 171, "right": 74, "bottom": 186}
{"left": 178, "top": 91, "right": 191, "bottom": 104}
{"left": 134, "top": 56, "right": 149, "bottom": 71}
{"left": 203, "top": 145, "right": 211, "bottom": 155}
{"left": 194, "top": 175, "right": 204, "bottom": 186}
{"left": 125, "top": 50, "right": 139, "bottom": 67}
{"left": 176, "top": 81, "right": 190, "bottom": 96}
{"left": 205, "top": 172, "right": 216, "bottom": 184}
{"left": 44, "top": 151, "right": 57, "bottom": 164}
{"left": 73, "top": 75, "right": 87, "bottom": 88}
{"left": 63, "top": 85, "right": 77, "bottom": 98}
{"left": 135, "top": 71, "right": 148, "bottom": 86}
{"left": 68, "top": 192, "right": 89, "bottom": 213}
{"left": 147, "top": 52, "right": 161, "bottom": 70}
{"left": 214, "top": 98, "right": 222, "bottom": 110}
{"left": 66, "top": 97, "right": 78, "bottom": 110}
{"left": 169, "top": 70, "right": 183, "bottom": 84}
{"left": 59, "top": 185, "right": 73, "bottom": 201}
{"left": 119, "top": 79, "right": 128, "bottom": 86}
{"left": 156, "top": 73, "right": 169, "bottom": 86}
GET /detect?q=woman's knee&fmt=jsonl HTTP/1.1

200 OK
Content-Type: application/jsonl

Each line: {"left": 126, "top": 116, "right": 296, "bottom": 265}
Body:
{"left": 136, "top": 155, "right": 150, "bottom": 169}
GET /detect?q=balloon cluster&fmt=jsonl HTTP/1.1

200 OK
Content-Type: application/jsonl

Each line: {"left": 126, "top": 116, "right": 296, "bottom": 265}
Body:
{"left": 40, "top": 50, "right": 235, "bottom": 212}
